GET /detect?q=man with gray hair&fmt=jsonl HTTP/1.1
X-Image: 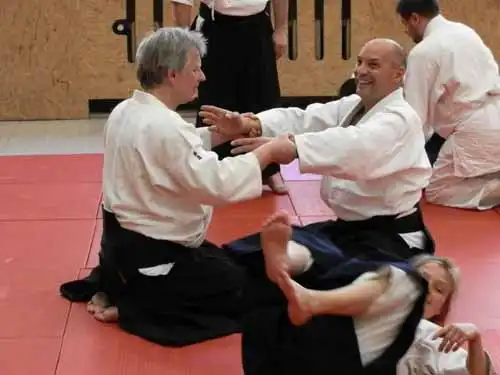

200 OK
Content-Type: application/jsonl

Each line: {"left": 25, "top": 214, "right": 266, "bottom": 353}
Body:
{"left": 59, "top": 27, "right": 297, "bottom": 347}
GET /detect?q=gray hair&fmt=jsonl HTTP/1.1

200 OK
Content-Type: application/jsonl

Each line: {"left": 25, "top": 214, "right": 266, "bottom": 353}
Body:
{"left": 135, "top": 27, "right": 207, "bottom": 90}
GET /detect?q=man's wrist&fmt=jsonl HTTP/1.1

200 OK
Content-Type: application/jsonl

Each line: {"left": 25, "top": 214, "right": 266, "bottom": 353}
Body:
{"left": 242, "top": 113, "right": 263, "bottom": 137}
{"left": 288, "top": 134, "right": 299, "bottom": 158}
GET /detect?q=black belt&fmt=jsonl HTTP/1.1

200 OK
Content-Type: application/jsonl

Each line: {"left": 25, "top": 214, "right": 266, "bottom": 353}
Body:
{"left": 335, "top": 206, "right": 426, "bottom": 234}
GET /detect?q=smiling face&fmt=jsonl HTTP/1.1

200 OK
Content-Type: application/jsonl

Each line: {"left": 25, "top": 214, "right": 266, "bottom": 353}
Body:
{"left": 354, "top": 39, "right": 405, "bottom": 108}
{"left": 418, "top": 261, "right": 455, "bottom": 320}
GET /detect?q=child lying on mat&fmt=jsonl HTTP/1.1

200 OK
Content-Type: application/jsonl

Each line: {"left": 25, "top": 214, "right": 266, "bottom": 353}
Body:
{"left": 281, "top": 254, "right": 495, "bottom": 375}
{"left": 239, "top": 209, "right": 494, "bottom": 375}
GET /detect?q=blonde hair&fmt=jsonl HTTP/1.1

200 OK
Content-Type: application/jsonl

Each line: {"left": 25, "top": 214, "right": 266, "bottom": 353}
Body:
{"left": 410, "top": 254, "right": 461, "bottom": 324}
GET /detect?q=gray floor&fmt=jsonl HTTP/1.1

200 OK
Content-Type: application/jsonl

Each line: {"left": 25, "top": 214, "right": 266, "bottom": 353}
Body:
{"left": 0, "top": 111, "right": 197, "bottom": 156}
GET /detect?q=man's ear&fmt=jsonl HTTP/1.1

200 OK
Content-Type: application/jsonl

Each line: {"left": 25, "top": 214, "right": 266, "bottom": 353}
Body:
{"left": 166, "top": 68, "right": 176, "bottom": 83}
{"left": 394, "top": 67, "right": 405, "bottom": 81}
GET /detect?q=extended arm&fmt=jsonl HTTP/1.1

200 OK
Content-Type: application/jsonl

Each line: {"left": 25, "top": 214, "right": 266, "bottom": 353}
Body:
{"left": 293, "top": 110, "right": 423, "bottom": 179}
{"left": 272, "top": 0, "right": 288, "bottom": 33}
{"left": 254, "top": 100, "right": 345, "bottom": 137}
{"left": 171, "top": 0, "right": 193, "bottom": 28}
{"left": 148, "top": 123, "right": 296, "bottom": 206}
{"left": 467, "top": 337, "right": 488, "bottom": 375}
{"left": 196, "top": 126, "right": 241, "bottom": 150}
{"left": 430, "top": 321, "right": 489, "bottom": 375}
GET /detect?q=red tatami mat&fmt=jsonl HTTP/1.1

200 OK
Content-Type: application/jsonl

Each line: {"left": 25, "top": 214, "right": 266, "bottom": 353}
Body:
{"left": 0, "top": 154, "right": 103, "bottom": 184}
{"left": 0, "top": 183, "right": 102, "bottom": 221}
{"left": 1, "top": 154, "right": 499, "bottom": 374}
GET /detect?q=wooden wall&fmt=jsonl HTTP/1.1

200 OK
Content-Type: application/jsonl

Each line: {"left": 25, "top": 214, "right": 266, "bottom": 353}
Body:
{"left": 1, "top": 0, "right": 499, "bottom": 120}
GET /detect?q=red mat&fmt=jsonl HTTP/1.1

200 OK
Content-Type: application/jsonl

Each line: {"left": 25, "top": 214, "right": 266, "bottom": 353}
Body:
{"left": 1, "top": 154, "right": 499, "bottom": 374}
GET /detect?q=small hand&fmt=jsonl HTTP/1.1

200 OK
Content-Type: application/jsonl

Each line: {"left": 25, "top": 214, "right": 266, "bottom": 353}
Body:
{"left": 231, "top": 137, "right": 273, "bottom": 155}
{"left": 432, "top": 323, "right": 480, "bottom": 353}
{"left": 273, "top": 29, "right": 287, "bottom": 60}
{"left": 199, "top": 105, "right": 246, "bottom": 136}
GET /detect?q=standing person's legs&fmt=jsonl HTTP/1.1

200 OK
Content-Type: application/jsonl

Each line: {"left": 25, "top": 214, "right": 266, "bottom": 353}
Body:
{"left": 236, "top": 11, "right": 286, "bottom": 193}
{"left": 191, "top": 9, "right": 286, "bottom": 193}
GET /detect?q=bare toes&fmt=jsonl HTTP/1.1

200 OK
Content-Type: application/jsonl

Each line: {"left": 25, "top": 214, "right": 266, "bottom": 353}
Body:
{"left": 94, "top": 306, "right": 119, "bottom": 323}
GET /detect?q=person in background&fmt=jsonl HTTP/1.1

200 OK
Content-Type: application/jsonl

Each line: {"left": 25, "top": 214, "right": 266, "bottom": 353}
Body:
{"left": 397, "top": 0, "right": 500, "bottom": 210}
{"left": 172, "top": 0, "right": 290, "bottom": 194}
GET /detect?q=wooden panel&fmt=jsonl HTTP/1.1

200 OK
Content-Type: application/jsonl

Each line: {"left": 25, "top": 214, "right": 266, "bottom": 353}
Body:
{"left": 1, "top": 0, "right": 499, "bottom": 120}
{"left": 277, "top": 0, "right": 500, "bottom": 96}
{"left": 0, "top": 0, "right": 88, "bottom": 120}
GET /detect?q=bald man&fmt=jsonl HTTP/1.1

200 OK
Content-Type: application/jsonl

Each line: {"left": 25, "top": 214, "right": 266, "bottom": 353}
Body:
{"left": 202, "top": 38, "right": 435, "bottom": 260}
{"left": 201, "top": 38, "right": 433, "bottom": 374}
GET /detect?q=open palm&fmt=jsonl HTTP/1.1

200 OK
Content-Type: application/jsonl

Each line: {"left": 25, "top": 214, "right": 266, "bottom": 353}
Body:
{"left": 199, "top": 105, "right": 246, "bottom": 136}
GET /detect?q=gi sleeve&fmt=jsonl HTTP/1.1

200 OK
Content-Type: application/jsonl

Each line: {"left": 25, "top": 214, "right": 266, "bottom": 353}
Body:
{"left": 256, "top": 100, "right": 344, "bottom": 137}
{"left": 400, "top": 320, "right": 470, "bottom": 375}
{"left": 138, "top": 121, "right": 263, "bottom": 207}
{"left": 293, "top": 110, "right": 422, "bottom": 180}
{"left": 404, "top": 49, "right": 440, "bottom": 141}
{"left": 196, "top": 127, "right": 212, "bottom": 150}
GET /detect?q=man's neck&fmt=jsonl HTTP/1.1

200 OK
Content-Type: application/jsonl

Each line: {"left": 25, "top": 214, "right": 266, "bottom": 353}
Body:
{"left": 148, "top": 88, "right": 179, "bottom": 110}
{"left": 422, "top": 13, "right": 442, "bottom": 37}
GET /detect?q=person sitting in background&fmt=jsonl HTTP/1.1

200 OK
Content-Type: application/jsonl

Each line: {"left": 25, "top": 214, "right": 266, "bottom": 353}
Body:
{"left": 397, "top": 0, "right": 500, "bottom": 210}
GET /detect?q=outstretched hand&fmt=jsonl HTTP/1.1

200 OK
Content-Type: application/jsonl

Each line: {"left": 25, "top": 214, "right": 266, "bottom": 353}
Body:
{"left": 231, "top": 137, "right": 273, "bottom": 155}
{"left": 432, "top": 323, "right": 480, "bottom": 353}
{"left": 198, "top": 105, "right": 247, "bottom": 137}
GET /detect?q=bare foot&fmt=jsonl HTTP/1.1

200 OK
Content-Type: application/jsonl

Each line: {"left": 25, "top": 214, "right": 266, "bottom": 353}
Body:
{"left": 94, "top": 306, "right": 119, "bottom": 323}
{"left": 86, "top": 292, "right": 110, "bottom": 315}
{"left": 266, "top": 173, "right": 288, "bottom": 195}
{"left": 260, "top": 210, "right": 293, "bottom": 283}
{"left": 276, "top": 271, "right": 313, "bottom": 326}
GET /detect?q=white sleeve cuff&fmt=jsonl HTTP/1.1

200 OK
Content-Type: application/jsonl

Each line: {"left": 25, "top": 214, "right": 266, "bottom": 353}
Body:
{"left": 256, "top": 111, "right": 276, "bottom": 137}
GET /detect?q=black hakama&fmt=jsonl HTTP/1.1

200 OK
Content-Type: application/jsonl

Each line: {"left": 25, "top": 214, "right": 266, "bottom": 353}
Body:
{"left": 223, "top": 208, "right": 433, "bottom": 374}
{"left": 191, "top": 3, "right": 281, "bottom": 180}
{"left": 61, "top": 208, "right": 247, "bottom": 347}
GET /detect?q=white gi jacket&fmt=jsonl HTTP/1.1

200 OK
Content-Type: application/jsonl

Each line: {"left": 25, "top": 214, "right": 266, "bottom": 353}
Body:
{"left": 398, "top": 319, "right": 496, "bottom": 375}
{"left": 257, "top": 87, "right": 432, "bottom": 222}
{"left": 102, "top": 90, "right": 263, "bottom": 247}
{"left": 404, "top": 15, "right": 500, "bottom": 210}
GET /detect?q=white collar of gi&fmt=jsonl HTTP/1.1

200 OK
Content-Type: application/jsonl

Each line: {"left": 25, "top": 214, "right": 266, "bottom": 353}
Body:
{"left": 360, "top": 87, "right": 404, "bottom": 120}
{"left": 132, "top": 89, "right": 171, "bottom": 110}
{"left": 423, "top": 14, "right": 447, "bottom": 38}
